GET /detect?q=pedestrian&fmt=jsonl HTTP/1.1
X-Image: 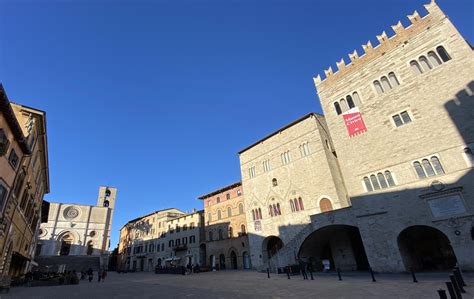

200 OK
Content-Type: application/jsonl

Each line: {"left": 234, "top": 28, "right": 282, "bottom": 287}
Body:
{"left": 87, "top": 268, "right": 93, "bottom": 282}
{"left": 101, "top": 270, "right": 107, "bottom": 282}
{"left": 97, "top": 270, "right": 102, "bottom": 282}
{"left": 299, "top": 259, "right": 308, "bottom": 280}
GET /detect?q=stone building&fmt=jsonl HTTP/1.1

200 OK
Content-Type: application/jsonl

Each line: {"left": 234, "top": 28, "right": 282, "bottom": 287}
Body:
{"left": 251, "top": 1, "right": 474, "bottom": 273}
{"left": 36, "top": 186, "right": 117, "bottom": 270}
{"left": 198, "top": 182, "right": 251, "bottom": 270}
{"left": 118, "top": 208, "right": 206, "bottom": 272}
{"left": 238, "top": 113, "right": 348, "bottom": 270}
{"left": 0, "top": 84, "right": 50, "bottom": 281}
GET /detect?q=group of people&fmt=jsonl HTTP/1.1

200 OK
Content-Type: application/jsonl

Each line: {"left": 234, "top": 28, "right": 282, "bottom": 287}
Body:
{"left": 80, "top": 268, "right": 107, "bottom": 282}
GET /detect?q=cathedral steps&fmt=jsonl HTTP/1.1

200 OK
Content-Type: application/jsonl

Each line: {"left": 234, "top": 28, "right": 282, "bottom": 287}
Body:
{"left": 35, "top": 256, "right": 102, "bottom": 272}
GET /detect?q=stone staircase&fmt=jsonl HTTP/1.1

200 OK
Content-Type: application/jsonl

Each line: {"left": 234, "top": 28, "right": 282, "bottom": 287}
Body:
{"left": 36, "top": 256, "right": 101, "bottom": 272}
{"left": 267, "top": 223, "right": 315, "bottom": 272}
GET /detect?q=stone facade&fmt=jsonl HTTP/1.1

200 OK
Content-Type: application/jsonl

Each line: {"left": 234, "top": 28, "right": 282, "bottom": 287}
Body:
{"left": 246, "top": 1, "right": 474, "bottom": 273}
{"left": 238, "top": 113, "right": 348, "bottom": 270}
{"left": 118, "top": 208, "right": 205, "bottom": 272}
{"left": 37, "top": 186, "right": 117, "bottom": 258}
{"left": 0, "top": 85, "right": 50, "bottom": 280}
{"left": 198, "top": 182, "right": 251, "bottom": 270}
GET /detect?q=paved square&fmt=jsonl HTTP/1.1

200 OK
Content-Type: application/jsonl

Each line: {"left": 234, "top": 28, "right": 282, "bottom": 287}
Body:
{"left": 2, "top": 271, "right": 473, "bottom": 298}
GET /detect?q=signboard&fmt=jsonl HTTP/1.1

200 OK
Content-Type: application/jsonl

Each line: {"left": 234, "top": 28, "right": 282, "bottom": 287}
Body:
{"left": 343, "top": 108, "right": 367, "bottom": 137}
{"left": 428, "top": 194, "right": 466, "bottom": 218}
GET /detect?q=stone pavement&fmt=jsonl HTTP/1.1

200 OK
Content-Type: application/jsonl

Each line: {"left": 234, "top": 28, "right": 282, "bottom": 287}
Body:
{"left": 2, "top": 270, "right": 473, "bottom": 298}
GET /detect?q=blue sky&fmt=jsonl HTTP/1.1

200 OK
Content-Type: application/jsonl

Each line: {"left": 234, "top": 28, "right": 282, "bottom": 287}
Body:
{"left": 1, "top": 0, "right": 472, "bottom": 248}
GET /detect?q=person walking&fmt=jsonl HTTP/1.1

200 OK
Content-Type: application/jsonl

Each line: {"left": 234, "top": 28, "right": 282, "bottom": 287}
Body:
{"left": 97, "top": 270, "right": 102, "bottom": 282}
{"left": 87, "top": 268, "right": 93, "bottom": 282}
{"left": 101, "top": 270, "right": 107, "bottom": 282}
{"left": 299, "top": 259, "right": 308, "bottom": 280}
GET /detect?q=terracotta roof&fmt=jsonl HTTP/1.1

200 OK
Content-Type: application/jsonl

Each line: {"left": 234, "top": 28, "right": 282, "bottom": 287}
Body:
{"left": 197, "top": 181, "right": 242, "bottom": 200}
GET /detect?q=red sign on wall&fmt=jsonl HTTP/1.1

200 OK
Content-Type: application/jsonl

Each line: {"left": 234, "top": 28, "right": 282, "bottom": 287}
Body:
{"left": 343, "top": 108, "right": 367, "bottom": 137}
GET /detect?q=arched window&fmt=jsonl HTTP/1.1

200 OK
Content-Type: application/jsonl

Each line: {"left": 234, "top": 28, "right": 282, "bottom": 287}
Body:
{"left": 370, "top": 174, "right": 381, "bottom": 190}
{"left": 374, "top": 80, "right": 384, "bottom": 94}
{"left": 190, "top": 236, "right": 195, "bottom": 243}
{"left": 352, "top": 92, "right": 362, "bottom": 106}
{"left": 208, "top": 213, "right": 212, "bottom": 222}
{"left": 340, "top": 99, "right": 348, "bottom": 112}
{"left": 363, "top": 176, "right": 373, "bottom": 192}
{"left": 319, "top": 198, "right": 333, "bottom": 212}
{"left": 334, "top": 102, "right": 342, "bottom": 115}
{"left": 216, "top": 197, "right": 220, "bottom": 203}
{"left": 241, "top": 224, "right": 246, "bottom": 234}
{"left": 238, "top": 203, "right": 244, "bottom": 214}
{"left": 272, "top": 178, "right": 278, "bottom": 187}
{"left": 258, "top": 208, "right": 262, "bottom": 220}
{"left": 388, "top": 72, "right": 400, "bottom": 87}
{"left": 209, "top": 231, "right": 214, "bottom": 241}
{"left": 413, "top": 161, "right": 426, "bottom": 179}
{"left": 377, "top": 172, "right": 388, "bottom": 188}
{"left": 381, "top": 76, "right": 392, "bottom": 91}
{"left": 229, "top": 227, "right": 233, "bottom": 238}
{"left": 427, "top": 51, "right": 442, "bottom": 67}
{"left": 346, "top": 95, "right": 355, "bottom": 109}
{"left": 218, "top": 229, "right": 223, "bottom": 240}
{"left": 251, "top": 210, "right": 255, "bottom": 221}
{"left": 298, "top": 198, "right": 304, "bottom": 211}
{"left": 419, "top": 56, "right": 432, "bottom": 72}
{"left": 217, "top": 210, "right": 222, "bottom": 220}
{"left": 431, "top": 156, "right": 445, "bottom": 175}
{"left": 227, "top": 207, "right": 232, "bottom": 217}
{"left": 276, "top": 203, "right": 281, "bottom": 215}
{"left": 410, "top": 60, "right": 423, "bottom": 75}
{"left": 294, "top": 198, "right": 300, "bottom": 211}
{"left": 384, "top": 171, "right": 396, "bottom": 187}
{"left": 436, "top": 46, "right": 451, "bottom": 62}
{"left": 269, "top": 205, "right": 274, "bottom": 217}
{"left": 169, "top": 240, "right": 174, "bottom": 247}
{"left": 421, "top": 159, "right": 436, "bottom": 177}
{"left": 289, "top": 200, "right": 295, "bottom": 212}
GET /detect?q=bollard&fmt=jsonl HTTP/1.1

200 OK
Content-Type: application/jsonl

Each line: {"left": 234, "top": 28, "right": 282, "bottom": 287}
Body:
{"left": 449, "top": 275, "right": 462, "bottom": 299}
{"left": 454, "top": 268, "right": 467, "bottom": 287}
{"left": 410, "top": 267, "right": 418, "bottom": 283}
{"left": 446, "top": 282, "right": 456, "bottom": 299}
{"left": 437, "top": 289, "right": 447, "bottom": 299}
{"left": 267, "top": 268, "right": 270, "bottom": 279}
{"left": 337, "top": 268, "right": 342, "bottom": 281}
{"left": 369, "top": 267, "right": 376, "bottom": 282}
{"left": 452, "top": 270, "right": 465, "bottom": 293}
{"left": 287, "top": 266, "right": 291, "bottom": 279}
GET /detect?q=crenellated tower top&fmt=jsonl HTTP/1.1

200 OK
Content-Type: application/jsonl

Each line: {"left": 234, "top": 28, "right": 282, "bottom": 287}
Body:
{"left": 314, "top": 0, "right": 445, "bottom": 87}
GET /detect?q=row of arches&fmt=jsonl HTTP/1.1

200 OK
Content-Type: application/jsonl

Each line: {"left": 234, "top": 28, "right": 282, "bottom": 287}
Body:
{"left": 208, "top": 203, "right": 245, "bottom": 222}
{"left": 252, "top": 198, "right": 333, "bottom": 221}
{"left": 263, "top": 225, "right": 458, "bottom": 272}
{"left": 208, "top": 251, "right": 251, "bottom": 270}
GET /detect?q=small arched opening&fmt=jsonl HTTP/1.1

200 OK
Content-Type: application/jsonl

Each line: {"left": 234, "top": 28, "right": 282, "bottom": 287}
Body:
{"left": 262, "top": 236, "right": 284, "bottom": 264}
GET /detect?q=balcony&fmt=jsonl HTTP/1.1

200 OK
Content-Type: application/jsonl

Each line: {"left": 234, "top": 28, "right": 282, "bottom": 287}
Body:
{"left": 172, "top": 244, "right": 188, "bottom": 251}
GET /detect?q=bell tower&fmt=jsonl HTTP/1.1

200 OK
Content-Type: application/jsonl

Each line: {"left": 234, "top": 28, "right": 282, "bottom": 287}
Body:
{"left": 97, "top": 186, "right": 117, "bottom": 252}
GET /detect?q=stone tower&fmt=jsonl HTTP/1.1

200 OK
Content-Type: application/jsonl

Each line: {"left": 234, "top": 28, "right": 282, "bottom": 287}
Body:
{"left": 97, "top": 186, "right": 117, "bottom": 252}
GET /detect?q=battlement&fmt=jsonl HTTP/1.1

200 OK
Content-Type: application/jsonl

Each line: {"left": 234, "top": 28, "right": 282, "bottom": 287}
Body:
{"left": 314, "top": 0, "right": 445, "bottom": 87}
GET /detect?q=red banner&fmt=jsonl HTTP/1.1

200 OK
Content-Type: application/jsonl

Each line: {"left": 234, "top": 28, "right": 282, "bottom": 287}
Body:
{"left": 343, "top": 108, "right": 367, "bottom": 137}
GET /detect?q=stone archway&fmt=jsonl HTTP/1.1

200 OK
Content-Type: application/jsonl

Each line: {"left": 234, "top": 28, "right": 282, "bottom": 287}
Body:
{"left": 59, "top": 233, "right": 74, "bottom": 256}
{"left": 298, "top": 225, "right": 369, "bottom": 271}
{"left": 242, "top": 251, "right": 251, "bottom": 269}
{"left": 262, "top": 236, "right": 284, "bottom": 265}
{"left": 397, "top": 225, "right": 457, "bottom": 271}
{"left": 219, "top": 254, "right": 226, "bottom": 270}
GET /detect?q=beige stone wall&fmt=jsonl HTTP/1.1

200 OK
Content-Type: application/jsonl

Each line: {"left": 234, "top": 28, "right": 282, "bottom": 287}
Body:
{"left": 239, "top": 114, "right": 348, "bottom": 269}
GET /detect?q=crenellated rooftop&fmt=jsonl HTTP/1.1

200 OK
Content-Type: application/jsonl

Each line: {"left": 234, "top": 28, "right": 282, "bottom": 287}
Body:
{"left": 314, "top": 0, "right": 445, "bottom": 87}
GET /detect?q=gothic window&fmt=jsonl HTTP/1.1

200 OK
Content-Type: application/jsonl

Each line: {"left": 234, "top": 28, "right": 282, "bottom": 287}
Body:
{"left": 419, "top": 56, "right": 432, "bottom": 72}
{"left": 298, "top": 197, "right": 304, "bottom": 210}
{"left": 276, "top": 203, "right": 281, "bottom": 215}
{"left": 290, "top": 199, "right": 295, "bottom": 212}
{"left": 294, "top": 198, "right": 300, "bottom": 211}
{"left": 352, "top": 92, "right": 362, "bottom": 106}
{"left": 363, "top": 177, "right": 373, "bottom": 192}
{"left": 217, "top": 210, "right": 222, "bottom": 220}
{"left": 269, "top": 205, "right": 273, "bottom": 217}
{"left": 430, "top": 156, "right": 445, "bottom": 175}
{"left": 227, "top": 207, "right": 232, "bottom": 217}
{"left": 414, "top": 161, "right": 426, "bottom": 179}
{"left": 410, "top": 60, "right": 423, "bottom": 75}
{"left": 381, "top": 76, "right": 392, "bottom": 91}
{"left": 258, "top": 208, "right": 262, "bottom": 219}
{"left": 427, "top": 51, "right": 442, "bottom": 67}
{"left": 422, "top": 159, "right": 436, "bottom": 177}
{"left": 374, "top": 80, "right": 384, "bottom": 94}
{"left": 238, "top": 203, "right": 244, "bottom": 214}
{"left": 388, "top": 72, "right": 400, "bottom": 87}
{"left": 226, "top": 193, "right": 230, "bottom": 200}
{"left": 436, "top": 46, "right": 451, "bottom": 62}
{"left": 346, "top": 95, "right": 355, "bottom": 109}
{"left": 334, "top": 102, "right": 342, "bottom": 115}
{"left": 251, "top": 210, "right": 255, "bottom": 221}
{"left": 241, "top": 224, "right": 246, "bottom": 234}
